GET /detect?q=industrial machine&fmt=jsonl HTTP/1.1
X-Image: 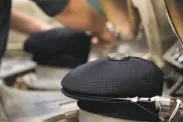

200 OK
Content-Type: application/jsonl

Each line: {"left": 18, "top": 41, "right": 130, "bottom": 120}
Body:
{"left": 163, "top": 0, "right": 183, "bottom": 97}
{"left": 1, "top": 0, "right": 183, "bottom": 122}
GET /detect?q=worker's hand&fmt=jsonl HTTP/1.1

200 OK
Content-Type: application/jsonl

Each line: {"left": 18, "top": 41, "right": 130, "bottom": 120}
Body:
{"left": 91, "top": 30, "right": 115, "bottom": 45}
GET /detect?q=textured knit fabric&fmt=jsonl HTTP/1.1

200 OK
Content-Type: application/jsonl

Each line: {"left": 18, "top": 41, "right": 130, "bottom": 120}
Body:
{"left": 62, "top": 57, "right": 163, "bottom": 97}
{"left": 61, "top": 57, "right": 163, "bottom": 121}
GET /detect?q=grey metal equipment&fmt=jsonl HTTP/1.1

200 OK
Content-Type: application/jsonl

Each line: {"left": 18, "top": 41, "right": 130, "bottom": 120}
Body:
{"left": 163, "top": 0, "right": 183, "bottom": 97}
{"left": 108, "top": 53, "right": 129, "bottom": 61}
{"left": 132, "top": 0, "right": 176, "bottom": 68}
{"left": 0, "top": 58, "right": 37, "bottom": 79}
{"left": 163, "top": 41, "right": 183, "bottom": 96}
{"left": 0, "top": 58, "right": 37, "bottom": 89}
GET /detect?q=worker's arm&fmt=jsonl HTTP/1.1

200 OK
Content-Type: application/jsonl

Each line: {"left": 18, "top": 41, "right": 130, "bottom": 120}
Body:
{"left": 33, "top": 0, "right": 106, "bottom": 33}
{"left": 11, "top": 9, "right": 52, "bottom": 35}
{"left": 100, "top": 0, "right": 132, "bottom": 39}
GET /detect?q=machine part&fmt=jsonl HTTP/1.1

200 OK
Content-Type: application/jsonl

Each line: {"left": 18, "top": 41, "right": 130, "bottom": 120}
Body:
{"left": 132, "top": 0, "right": 176, "bottom": 68}
{"left": 164, "top": 0, "right": 183, "bottom": 46}
{"left": 173, "top": 53, "right": 181, "bottom": 61}
{"left": 164, "top": 41, "right": 183, "bottom": 69}
{"left": 0, "top": 58, "right": 37, "bottom": 79}
{"left": 162, "top": 64, "right": 183, "bottom": 90}
{"left": 0, "top": 58, "right": 37, "bottom": 89}
{"left": 5, "top": 67, "right": 70, "bottom": 91}
{"left": 92, "top": 1, "right": 145, "bottom": 59}
{"left": 169, "top": 77, "right": 183, "bottom": 97}
{"left": 178, "top": 55, "right": 183, "bottom": 64}
{"left": 13, "top": 73, "right": 37, "bottom": 90}
{"left": 163, "top": 41, "right": 183, "bottom": 96}
{"left": 161, "top": 40, "right": 183, "bottom": 97}
{"left": 108, "top": 53, "right": 129, "bottom": 61}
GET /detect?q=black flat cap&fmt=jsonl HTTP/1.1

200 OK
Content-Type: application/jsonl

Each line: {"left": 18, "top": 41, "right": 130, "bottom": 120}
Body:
{"left": 61, "top": 53, "right": 163, "bottom": 121}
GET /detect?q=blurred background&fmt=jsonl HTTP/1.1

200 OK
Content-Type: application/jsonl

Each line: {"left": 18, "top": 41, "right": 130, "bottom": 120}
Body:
{"left": 1, "top": 0, "right": 183, "bottom": 121}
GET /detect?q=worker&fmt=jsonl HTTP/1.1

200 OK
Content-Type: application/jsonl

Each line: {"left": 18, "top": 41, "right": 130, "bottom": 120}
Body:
{"left": 1, "top": 0, "right": 133, "bottom": 68}
{"left": 1, "top": 0, "right": 182, "bottom": 68}
{"left": 10, "top": 9, "right": 53, "bottom": 35}
{"left": 9, "top": 8, "right": 114, "bottom": 68}
{"left": 9, "top": 0, "right": 133, "bottom": 45}
{"left": 10, "top": 8, "right": 114, "bottom": 45}
{"left": 0, "top": 0, "right": 134, "bottom": 62}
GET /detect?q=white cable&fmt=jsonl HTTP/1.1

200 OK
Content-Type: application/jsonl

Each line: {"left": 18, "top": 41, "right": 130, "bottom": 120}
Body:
{"left": 112, "top": 96, "right": 182, "bottom": 122}
{"left": 168, "top": 99, "right": 182, "bottom": 122}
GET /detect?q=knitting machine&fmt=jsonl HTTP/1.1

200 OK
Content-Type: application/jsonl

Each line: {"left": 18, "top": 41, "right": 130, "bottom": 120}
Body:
{"left": 1, "top": 0, "right": 183, "bottom": 122}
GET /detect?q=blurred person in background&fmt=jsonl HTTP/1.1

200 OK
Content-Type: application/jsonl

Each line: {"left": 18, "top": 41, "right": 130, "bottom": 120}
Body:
{"left": 0, "top": 0, "right": 132, "bottom": 64}
{"left": 11, "top": 9, "right": 53, "bottom": 35}
{"left": 10, "top": 0, "right": 135, "bottom": 45}
{"left": 10, "top": 8, "right": 113, "bottom": 45}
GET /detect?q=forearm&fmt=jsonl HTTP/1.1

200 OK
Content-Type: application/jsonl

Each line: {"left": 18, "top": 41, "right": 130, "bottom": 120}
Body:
{"left": 100, "top": 0, "right": 133, "bottom": 39}
{"left": 11, "top": 9, "right": 51, "bottom": 35}
{"left": 55, "top": 0, "right": 106, "bottom": 32}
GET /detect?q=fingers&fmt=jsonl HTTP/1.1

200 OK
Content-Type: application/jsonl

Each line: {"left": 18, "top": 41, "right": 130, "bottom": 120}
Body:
{"left": 91, "top": 37, "right": 99, "bottom": 44}
{"left": 100, "top": 30, "right": 115, "bottom": 42}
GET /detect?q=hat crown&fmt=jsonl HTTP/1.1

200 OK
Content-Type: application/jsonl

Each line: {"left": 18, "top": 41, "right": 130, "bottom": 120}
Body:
{"left": 61, "top": 55, "right": 163, "bottom": 121}
{"left": 62, "top": 56, "right": 163, "bottom": 98}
